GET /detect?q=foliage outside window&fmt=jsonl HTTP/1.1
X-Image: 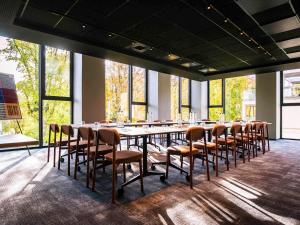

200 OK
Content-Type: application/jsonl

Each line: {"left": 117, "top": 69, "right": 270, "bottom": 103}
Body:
{"left": 283, "top": 69, "right": 300, "bottom": 104}
{"left": 43, "top": 46, "right": 72, "bottom": 143}
{"left": 170, "top": 75, "right": 179, "bottom": 120}
{"left": 209, "top": 79, "right": 223, "bottom": 106}
{"left": 105, "top": 60, "right": 129, "bottom": 122}
{"left": 0, "top": 37, "right": 39, "bottom": 140}
{"left": 225, "top": 75, "right": 256, "bottom": 121}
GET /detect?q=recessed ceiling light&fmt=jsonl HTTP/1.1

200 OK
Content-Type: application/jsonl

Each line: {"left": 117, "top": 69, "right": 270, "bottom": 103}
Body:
{"left": 207, "top": 5, "right": 211, "bottom": 10}
{"left": 224, "top": 19, "right": 228, "bottom": 23}
{"left": 82, "top": 25, "right": 86, "bottom": 29}
{"left": 108, "top": 34, "right": 112, "bottom": 37}
{"left": 166, "top": 54, "right": 180, "bottom": 61}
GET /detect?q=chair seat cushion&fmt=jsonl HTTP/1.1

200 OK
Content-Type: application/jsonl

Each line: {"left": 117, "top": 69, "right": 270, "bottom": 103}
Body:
{"left": 193, "top": 141, "right": 216, "bottom": 149}
{"left": 86, "top": 145, "right": 113, "bottom": 155}
{"left": 70, "top": 140, "right": 94, "bottom": 148}
{"left": 214, "top": 138, "right": 234, "bottom": 145}
{"left": 105, "top": 150, "right": 142, "bottom": 163}
{"left": 167, "top": 145, "right": 200, "bottom": 155}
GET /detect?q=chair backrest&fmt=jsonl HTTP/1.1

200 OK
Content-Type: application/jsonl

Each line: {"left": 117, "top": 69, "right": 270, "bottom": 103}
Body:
{"left": 244, "top": 123, "right": 252, "bottom": 134}
{"left": 78, "top": 127, "right": 94, "bottom": 140}
{"left": 186, "top": 126, "right": 206, "bottom": 142}
{"left": 61, "top": 125, "right": 74, "bottom": 137}
{"left": 50, "top": 124, "right": 59, "bottom": 133}
{"left": 98, "top": 128, "right": 120, "bottom": 146}
{"left": 230, "top": 123, "right": 242, "bottom": 136}
{"left": 253, "top": 122, "right": 263, "bottom": 133}
{"left": 212, "top": 125, "right": 226, "bottom": 137}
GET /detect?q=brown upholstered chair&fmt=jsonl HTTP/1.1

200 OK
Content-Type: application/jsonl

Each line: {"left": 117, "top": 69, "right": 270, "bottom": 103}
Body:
{"left": 194, "top": 125, "right": 229, "bottom": 176}
{"left": 252, "top": 122, "right": 265, "bottom": 155}
{"left": 74, "top": 127, "right": 113, "bottom": 188}
{"left": 47, "top": 124, "right": 59, "bottom": 167}
{"left": 166, "top": 126, "right": 209, "bottom": 189}
{"left": 93, "top": 128, "right": 143, "bottom": 203}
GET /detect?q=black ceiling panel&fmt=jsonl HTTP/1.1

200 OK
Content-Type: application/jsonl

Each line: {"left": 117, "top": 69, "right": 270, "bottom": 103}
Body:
{"left": 253, "top": 3, "right": 294, "bottom": 26}
{"left": 12, "top": 0, "right": 300, "bottom": 76}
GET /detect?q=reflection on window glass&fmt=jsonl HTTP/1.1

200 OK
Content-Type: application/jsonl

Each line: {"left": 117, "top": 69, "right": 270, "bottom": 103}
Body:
{"left": 209, "top": 108, "right": 223, "bottom": 121}
{"left": 170, "top": 75, "right": 179, "bottom": 120}
{"left": 0, "top": 36, "right": 39, "bottom": 140}
{"left": 45, "top": 46, "right": 70, "bottom": 97}
{"left": 282, "top": 106, "right": 300, "bottom": 139}
{"left": 43, "top": 100, "right": 71, "bottom": 143}
{"left": 225, "top": 75, "right": 256, "bottom": 121}
{"left": 209, "top": 79, "right": 222, "bottom": 106}
{"left": 181, "top": 107, "right": 190, "bottom": 121}
{"left": 132, "top": 66, "right": 146, "bottom": 102}
{"left": 181, "top": 78, "right": 189, "bottom": 105}
{"left": 283, "top": 69, "right": 300, "bottom": 103}
{"left": 132, "top": 105, "right": 146, "bottom": 122}
{"left": 105, "top": 60, "right": 129, "bottom": 122}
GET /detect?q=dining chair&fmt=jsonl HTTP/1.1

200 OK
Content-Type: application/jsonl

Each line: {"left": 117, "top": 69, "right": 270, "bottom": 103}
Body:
{"left": 57, "top": 125, "right": 77, "bottom": 176}
{"left": 47, "top": 124, "right": 59, "bottom": 167}
{"left": 74, "top": 127, "right": 97, "bottom": 187}
{"left": 94, "top": 128, "right": 143, "bottom": 203}
{"left": 194, "top": 125, "right": 229, "bottom": 177}
{"left": 166, "top": 126, "right": 209, "bottom": 189}
{"left": 252, "top": 122, "right": 265, "bottom": 155}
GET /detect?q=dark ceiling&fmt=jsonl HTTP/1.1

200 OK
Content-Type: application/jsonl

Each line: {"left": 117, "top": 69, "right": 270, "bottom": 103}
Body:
{"left": 11, "top": 0, "right": 300, "bottom": 77}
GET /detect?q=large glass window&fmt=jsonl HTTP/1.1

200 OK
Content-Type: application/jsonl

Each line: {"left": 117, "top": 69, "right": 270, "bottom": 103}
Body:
{"left": 225, "top": 75, "right": 256, "bottom": 121}
{"left": 105, "top": 60, "right": 129, "bottom": 122}
{"left": 283, "top": 69, "right": 300, "bottom": 103}
{"left": 180, "top": 78, "right": 191, "bottom": 121}
{"left": 208, "top": 79, "right": 224, "bottom": 120}
{"left": 0, "top": 36, "right": 73, "bottom": 146}
{"left": 43, "top": 46, "right": 72, "bottom": 143}
{"left": 170, "top": 75, "right": 179, "bottom": 120}
{"left": 0, "top": 36, "right": 39, "bottom": 141}
{"left": 281, "top": 69, "right": 300, "bottom": 139}
{"left": 131, "top": 66, "right": 147, "bottom": 122}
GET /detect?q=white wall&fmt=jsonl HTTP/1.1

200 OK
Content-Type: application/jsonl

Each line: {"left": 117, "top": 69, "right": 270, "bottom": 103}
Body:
{"left": 73, "top": 54, "right": 106, "bottom": 123}
{"left": 256, "top": 72, "right": 280, "bottom": 139}
{"left": 191, "top": 80, "right": 208, "bottom": 120}
{"left": 158, "top": 72, "right": 171, "bottom": 120}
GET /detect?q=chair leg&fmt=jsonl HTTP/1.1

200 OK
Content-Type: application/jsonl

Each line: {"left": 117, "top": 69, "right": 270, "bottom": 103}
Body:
{"left": 166, "top": 153, "right": 170, "bottom": 179}
{"left": 74, "top": 150, "right": 79, "bottom": 179}
{"left": 206, "top": 154, "right": 210, "bottom": 181}
{"left": 139, "top": 160, "right": 144, "bottom": 193}
{"left": 67, "top": 151, "right": 71, "bottom": 176}
{"left": 189, "top": 155, "right": 193, "bottom": 189}
{"left": 112, "top": 162, "right": 117, "bottom": 204}
{"left": 225, "top": 145, "right": 229, "bottom": 171}
{"left": 215, "top": 148, "right": 218, "bottom": 177}
{"left": 123, "top": 163, "right": 126, "bottom": 183}
{"left": 92, "top": 156, "right": 97, "bottom": 191}
{"left": 86, "top": 154, "right": 90, "bottom": 188}
{"left": 180, "top": 155, "right": 183, "bottom": 174}
{"left": 53, "top": 144, "right": 56, "bottom": 167}
{"left": 47, "top": 144, "right": 50, "bottom": 162}
{"left": 234, "top": 144, "right": 237, "bottom": 168}
{"left": 58, "top": 145, "right": 62, "bottom": 170}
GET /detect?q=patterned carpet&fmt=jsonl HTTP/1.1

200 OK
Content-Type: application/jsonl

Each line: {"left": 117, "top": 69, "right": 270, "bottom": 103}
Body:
{"left": 0, "top": 140, "right": 299, "bottom": 225}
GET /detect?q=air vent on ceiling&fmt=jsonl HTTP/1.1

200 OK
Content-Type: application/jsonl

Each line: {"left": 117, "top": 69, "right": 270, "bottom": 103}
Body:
{"left": 130, "top": 42, "right": 149, "bottom": 53}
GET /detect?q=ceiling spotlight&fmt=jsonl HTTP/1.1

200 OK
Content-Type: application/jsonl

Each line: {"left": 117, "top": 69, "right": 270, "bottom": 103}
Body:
{"left": 149, "top": 47, "right": 153, "bottom": 50}
{"left": 240, "top": 32, "right": 244, "bottom": 35}
{"left": 207, "top": 5, "right": 212, "bottom": 10}
{"left": 248, "top": 39, "right": 251, "bottom": 42}
{"left": 224, "top": 19, "right": 228, "bottom": 23}
{"left": 258, "top": 46, "right": 261, "bottom": 49}
{"left": 108, "top": 34, "right": 112, "bottom": 37}
{"left": 82, "top": 25, "right": 86, "bottom": 29}
{"left": 264, "top": 52, "right": 268, "bottom": 54}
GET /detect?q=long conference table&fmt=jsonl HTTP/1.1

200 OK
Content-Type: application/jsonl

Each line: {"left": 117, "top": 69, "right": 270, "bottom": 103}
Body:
{"left": 73, "top": 121, "right": 271, "bottom": 180}
{"left": 73, "top": 122, "right": 224, "bottom": 180}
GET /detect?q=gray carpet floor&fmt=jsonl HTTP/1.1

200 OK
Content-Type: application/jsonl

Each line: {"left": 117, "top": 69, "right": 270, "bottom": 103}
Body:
{"left": 0, "top": 140, "right": 299, "bottom": 225}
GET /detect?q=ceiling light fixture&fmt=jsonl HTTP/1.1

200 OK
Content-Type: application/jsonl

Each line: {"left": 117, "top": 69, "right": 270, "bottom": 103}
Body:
{"left": 82, "top": 25, "right": 86, "bottom": 29}
{"left": 224, "top": 19, "right": 228, "bottom": 23}
{"left": 207, "top": 4, "right": 212, "bottom": 10}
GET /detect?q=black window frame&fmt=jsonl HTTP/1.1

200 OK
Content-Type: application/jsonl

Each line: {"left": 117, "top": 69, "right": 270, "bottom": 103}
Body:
{"left": 179, "top": 77, "right": 191, "bottom": 115}
{"left": 128, "top": 65, "right": 148, "bottom": 121}
{"left": 280, "top": 71, "right": 300, "bottom": 140}
{"left": 207, "top": 78, "right": 225, "bottom": 119}
{"left": 39, "top": 45, "right": 74, "bottom": 146}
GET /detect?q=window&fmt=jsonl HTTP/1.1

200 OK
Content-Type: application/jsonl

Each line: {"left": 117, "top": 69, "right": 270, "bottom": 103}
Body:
{"left": 0, "top": 36, "right": 74, "bottom": 147}
{"left": 281, "top": 69, "right": 300, "bottom": 139}
{"left": 208, "top": 79, "right": 224, "bottom": 120}
{"left": 43, "top": 46, "right": 72, "bottom": 143}
{"left": 131, "top": 66, "right": 147, "bottom": 122}
{"left": 180, "top": 77, "right": 191, "bottom": 121}
{"left": 225, "top": 75, "right": 256, "bottom": 121}
{"left": 170, "top": 75, "right": 179, "bottom": 120}
{"left": 0, "top": 36, "right": 39, "bottom": 141}
{"left": 170, "top": 76, "right": 191, "bottom": 121}
{"left": 105, "top": 60, "right": 129, "bottom": 122}
{"left": 105, "top": 61, "right": 148, "bottom": 122}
